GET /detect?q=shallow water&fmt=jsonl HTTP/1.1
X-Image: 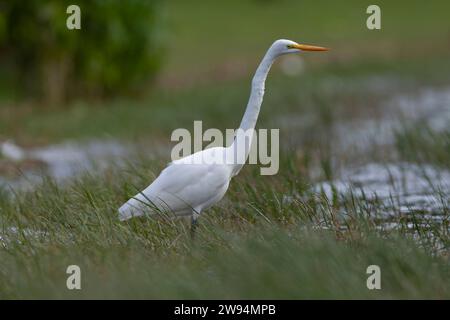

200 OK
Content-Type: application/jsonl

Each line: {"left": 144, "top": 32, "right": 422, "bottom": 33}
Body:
{"left": 338, "top": 86, "right": 450, "bottom": 152}
{"left": 30, "top": 140, "right": 128, "bottom": 180}
{"left": 276, "top": 85, "right": 450, "bottom": 154}
{"left": 0, "top": 140, "right": 130, "bottom": 191}
{"left": 318, "top": 87, "right": 450, "bottom": 216}
{"left": 316, "top": 162, "right": 449, "bottom": 217}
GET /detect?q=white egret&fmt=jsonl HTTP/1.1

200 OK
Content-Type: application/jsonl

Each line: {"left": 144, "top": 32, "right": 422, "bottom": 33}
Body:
{"left": 118, "top": 39, "right": 328, "bottom": 230}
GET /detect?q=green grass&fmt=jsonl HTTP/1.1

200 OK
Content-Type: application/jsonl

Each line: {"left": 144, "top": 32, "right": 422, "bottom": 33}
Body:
{"left": 1, "top": 80, "right": 450, "bottom": 298}
{"left": 0, "top": 152, "right": 449, "bottom": 299}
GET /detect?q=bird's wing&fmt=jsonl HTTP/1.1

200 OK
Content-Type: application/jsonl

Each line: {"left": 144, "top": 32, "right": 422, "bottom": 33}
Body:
{"left": 148, "top": 147, "right": 232, "bottom": 205}
{"left": 153, "top": 163, "right": 230, "bottom": 207}
{"left": 119, "top": 148, "right": 232, "bottom": 219}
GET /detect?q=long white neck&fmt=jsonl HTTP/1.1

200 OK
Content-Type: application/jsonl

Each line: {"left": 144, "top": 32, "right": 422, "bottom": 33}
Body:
{"left": 227, "top": 49, "right": 276, "bottom": 175}
{"left": 239, "top": 51, "right": 275, "bottom": 131}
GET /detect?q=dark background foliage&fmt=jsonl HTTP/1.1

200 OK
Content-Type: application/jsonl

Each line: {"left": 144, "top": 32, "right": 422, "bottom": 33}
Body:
{"left": 0, "top": 0, "right": 164, "bottom": 105}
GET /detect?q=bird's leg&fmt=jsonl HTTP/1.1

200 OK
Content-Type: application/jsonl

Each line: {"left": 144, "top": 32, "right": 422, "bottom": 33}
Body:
{"left": 190, "top": 212, "right": 200, "bottom": 239}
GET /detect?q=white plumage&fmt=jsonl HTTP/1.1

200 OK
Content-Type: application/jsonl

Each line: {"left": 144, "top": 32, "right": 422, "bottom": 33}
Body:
{"left": 118, "top": 39, "right": 328, "bottom": 224}
{"left": 119, "top": 147, "right": 233, "bottom": 220}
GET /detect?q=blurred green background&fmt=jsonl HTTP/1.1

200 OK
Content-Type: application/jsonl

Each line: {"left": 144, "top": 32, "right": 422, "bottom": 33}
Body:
{"left": 0, "top": 0, "right": 164, "bottom": 104}
{"left": 0, "top": 0, "right": 449, "bottom": 144}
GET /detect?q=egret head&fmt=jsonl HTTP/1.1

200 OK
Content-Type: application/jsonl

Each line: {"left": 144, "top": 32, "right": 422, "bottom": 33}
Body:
{"left": 270, "top": 39, "right": 328, "bottom": 57}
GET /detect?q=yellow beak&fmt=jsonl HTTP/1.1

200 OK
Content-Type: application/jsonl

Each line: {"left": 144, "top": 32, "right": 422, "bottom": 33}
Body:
{"left": 290, "top": 43, "right": 329, "bottom": 51}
